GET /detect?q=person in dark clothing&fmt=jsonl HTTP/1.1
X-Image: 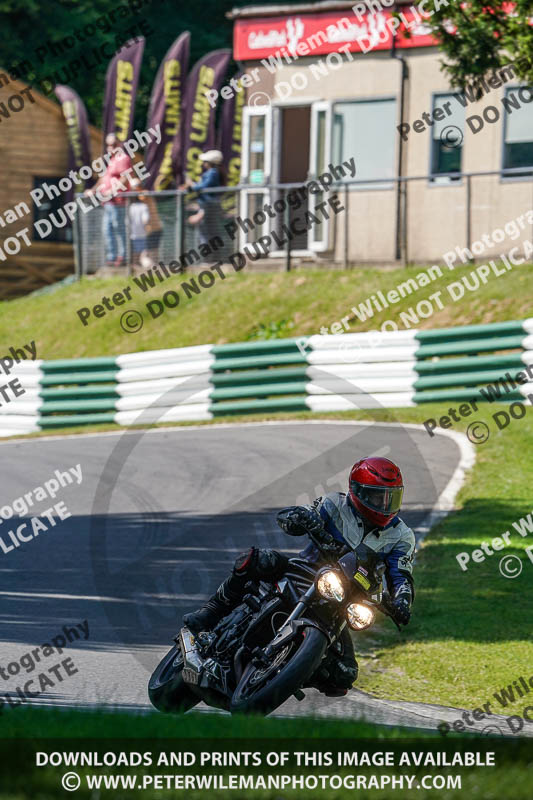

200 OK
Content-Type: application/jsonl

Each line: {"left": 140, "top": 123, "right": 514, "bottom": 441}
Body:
{"left": 183, "top": 149, "right": 225, "bottom": 247}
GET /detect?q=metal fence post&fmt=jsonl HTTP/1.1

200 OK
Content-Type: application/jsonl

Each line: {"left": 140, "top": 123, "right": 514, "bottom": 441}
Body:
{"left": 73, "top": 206, "right": 82, "bottom": 279}
{"left": 284, "top": 188, "right": 291, "bottom": 272}
{"left": 176, "top": 191, "right": 184, "bottom": 270}
{"left": 125, "top": 197, "right": 132, "bottom": 275}
{"left": 466, "top": 174, "right": 472, "bottom": 260}
{"left": 402, "top": 179, "right": 408, "bottom": 265}
{"left": 343, "top": 183, "right": 349, "bottom": 269}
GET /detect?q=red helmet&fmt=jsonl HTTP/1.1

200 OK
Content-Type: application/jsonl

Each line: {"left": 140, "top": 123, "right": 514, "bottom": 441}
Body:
{"left": 348, "top": 457, "right": 404, "bottom": 528}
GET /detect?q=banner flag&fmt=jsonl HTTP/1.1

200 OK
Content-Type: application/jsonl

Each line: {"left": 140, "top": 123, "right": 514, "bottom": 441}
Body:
{"left": 102, "top": 37, "right": 145, "bottom": 148}
{"left": 144, "top": 32, "right": 190, "bottom": 190}
{"left": 217, "top": 72, "right": 244, "bottom": 186}
{"left": 178, "top": 48, "right": 231, "bottom": 185}
{"left": 54, "top": 85, "right": 93, "bottom": 198}
{"left": 217, "top": 72, "right": 244, "bottom": 215}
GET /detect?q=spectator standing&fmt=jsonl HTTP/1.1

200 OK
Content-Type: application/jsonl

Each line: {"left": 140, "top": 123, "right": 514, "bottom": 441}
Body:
{"left": 87, "top": 133, "right": 132, "bottom": 267}
{"left": 182, "top": 149, "right": 225, "bottom": 247}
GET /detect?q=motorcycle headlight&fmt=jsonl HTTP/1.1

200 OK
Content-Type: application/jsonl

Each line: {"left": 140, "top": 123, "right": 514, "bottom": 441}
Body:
{"left": 346, "top": 602, "right": 375, "bottom": 630}
{"left": 316, "top": 570, "right": 345, "bottom": 602}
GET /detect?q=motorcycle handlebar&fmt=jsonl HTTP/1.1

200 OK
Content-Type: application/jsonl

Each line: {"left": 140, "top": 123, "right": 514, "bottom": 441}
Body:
{"left": 307, "top": 529, "right": 348, "bottom": 557}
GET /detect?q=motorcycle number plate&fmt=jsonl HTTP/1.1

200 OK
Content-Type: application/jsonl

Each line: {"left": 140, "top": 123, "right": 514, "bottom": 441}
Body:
{"left": 354, "top": 572, "right": 370, "bottom": 590}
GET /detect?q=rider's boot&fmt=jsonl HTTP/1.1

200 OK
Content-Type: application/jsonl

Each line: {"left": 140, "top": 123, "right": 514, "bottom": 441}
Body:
{"left": 183, "top": 548, "right": 289, "bottom": 634}
{"left": 183, "top": 574, "right": 245, "bottom": 633}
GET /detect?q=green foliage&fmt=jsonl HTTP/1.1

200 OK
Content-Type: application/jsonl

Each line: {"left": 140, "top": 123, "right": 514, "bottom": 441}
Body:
{"left": 246, "top": 319, "right": 295, "bottom": 340}
{"left": 424, "top": 0, "right": 533, "bottom": 91}
{"left": 0, "top": 0, "right": 284, "bottom": 128}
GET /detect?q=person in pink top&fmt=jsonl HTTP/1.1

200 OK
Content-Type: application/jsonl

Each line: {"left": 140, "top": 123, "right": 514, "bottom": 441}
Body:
{"left": 88, "top": 133, "right": 132, "bottom": 267}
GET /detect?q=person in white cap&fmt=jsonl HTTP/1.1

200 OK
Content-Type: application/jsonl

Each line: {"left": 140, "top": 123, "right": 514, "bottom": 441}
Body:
{"left": 182, "top": 149, "right": 225, "bottom": 244}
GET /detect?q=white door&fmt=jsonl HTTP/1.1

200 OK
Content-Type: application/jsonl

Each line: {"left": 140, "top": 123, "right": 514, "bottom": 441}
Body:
{"left": 240, "top": 105, "right": 273, "bottom": 250}
{"left": 308, "top": 101, "right": 332, "bottom": 252}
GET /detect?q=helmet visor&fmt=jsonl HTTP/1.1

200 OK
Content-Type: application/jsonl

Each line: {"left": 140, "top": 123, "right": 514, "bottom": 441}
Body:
{"left": 350, "top": 482, "right": 403, "bottom": 515}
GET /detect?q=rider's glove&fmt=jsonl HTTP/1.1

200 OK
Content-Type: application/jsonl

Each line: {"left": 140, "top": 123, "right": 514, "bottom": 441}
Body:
{"left": 391, "top": 582, "right": 412, "bottom": 625}
{"left": 391, "top": 597, "right": 411, "bottom": 625}
{"left": 292, "top": 508, "right": 324, "bottom": 535}
{"left": 278, "top": 507, "right": 325, "bottom": 537}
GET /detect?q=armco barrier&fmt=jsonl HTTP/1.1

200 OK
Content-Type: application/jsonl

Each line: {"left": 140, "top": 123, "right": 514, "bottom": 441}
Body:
{"left": 2, "top": 319, "right": 533, "bottom": 437}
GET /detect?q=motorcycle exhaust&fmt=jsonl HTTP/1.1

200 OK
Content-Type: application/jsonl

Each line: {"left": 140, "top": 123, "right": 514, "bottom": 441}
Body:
{"left": 179, "top": 627, "right": 204, "bottom": 686}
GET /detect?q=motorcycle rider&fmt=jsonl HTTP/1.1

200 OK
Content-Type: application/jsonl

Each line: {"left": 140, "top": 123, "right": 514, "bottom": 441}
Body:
{"left": 183, "top": 456, "right": 415, "bottom": 695}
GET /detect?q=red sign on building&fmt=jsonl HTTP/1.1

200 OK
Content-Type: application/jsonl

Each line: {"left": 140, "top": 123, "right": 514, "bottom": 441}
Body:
{"left": 234, "top": 9, "right": 438, "bottom": 61}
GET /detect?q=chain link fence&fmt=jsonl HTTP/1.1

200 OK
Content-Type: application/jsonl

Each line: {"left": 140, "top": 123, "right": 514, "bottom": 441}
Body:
{"left": 73, "top": 168, "right": 533, "bottom": 276}
{"left": 75, "top": 190, "right": 235, "bottom": 275}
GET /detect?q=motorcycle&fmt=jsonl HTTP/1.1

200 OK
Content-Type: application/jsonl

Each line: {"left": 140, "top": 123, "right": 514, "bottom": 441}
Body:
{"left": 148, "top": 522, "right": 402, "bottom": 716}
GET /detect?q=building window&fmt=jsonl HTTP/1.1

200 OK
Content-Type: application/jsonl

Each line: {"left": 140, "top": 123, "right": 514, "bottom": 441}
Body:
{"left": 503, "top": 86, "right": 533, "bottom": 177}
{"left": 32, "top": 177, "right": 73, "bottom": 243}
{"left": 430, "top": 93, "right": 464, "bottom": 182}
{"left": 248, "top": 115, "right": 266, "bottom": 184}
{"left": 332, "top": 99, "right": 396, "bottom": 188}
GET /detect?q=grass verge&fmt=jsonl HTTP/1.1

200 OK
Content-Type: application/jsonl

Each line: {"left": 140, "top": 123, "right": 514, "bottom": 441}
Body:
{"left": 0, "top": 261, "right": 531, "bottom": 359}
{"left": 1, "top": 706, "right": 422, "bottom": 739}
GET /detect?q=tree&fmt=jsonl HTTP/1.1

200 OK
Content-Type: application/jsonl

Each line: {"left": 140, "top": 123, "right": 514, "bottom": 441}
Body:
{"left": 424, "top": 0, "right": 533, "bottom": 91}
{"left": 0, "top": 0, "right": 285, "bottom": 128}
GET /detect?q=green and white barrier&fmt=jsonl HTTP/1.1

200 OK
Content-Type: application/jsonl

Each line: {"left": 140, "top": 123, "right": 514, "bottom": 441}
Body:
{"left": 2, "top": 319, "right": 533, "bottom": 437}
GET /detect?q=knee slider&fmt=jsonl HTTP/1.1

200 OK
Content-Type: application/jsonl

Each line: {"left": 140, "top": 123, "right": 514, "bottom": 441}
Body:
{"left": 233, "top": 547, "right": 258, "bottom": 577}
{"left": 256, "top": 549, "right": 289, "bottom": 579}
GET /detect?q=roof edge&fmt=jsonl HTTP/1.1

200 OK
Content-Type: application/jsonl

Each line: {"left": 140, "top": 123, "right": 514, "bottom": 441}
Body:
{"left": 227, "top": 0, "right": 412, "bottom": 19}
{"left": 0, "top": 69, "right": 101, "bottom": 140}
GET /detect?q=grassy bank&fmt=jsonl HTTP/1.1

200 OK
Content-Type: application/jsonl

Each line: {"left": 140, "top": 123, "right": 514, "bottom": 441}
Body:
{"left": 1, "top": 706, "right": 420, "bottom": 739}
{"left": 0, "top": 261, "right": 531, "bottom": 359}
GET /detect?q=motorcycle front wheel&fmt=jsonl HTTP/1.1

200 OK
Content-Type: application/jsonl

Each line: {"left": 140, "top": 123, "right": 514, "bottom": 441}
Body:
{"left": 148, "top": 644, "right": 199, "bottom": 713}
{"left": 230, "top": 625, "right": 328, "bottom": 716}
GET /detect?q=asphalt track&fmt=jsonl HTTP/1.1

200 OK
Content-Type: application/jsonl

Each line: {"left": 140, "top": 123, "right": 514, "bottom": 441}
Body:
{"left": 0, "top": 420, "right": 522, "bottom": 735}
